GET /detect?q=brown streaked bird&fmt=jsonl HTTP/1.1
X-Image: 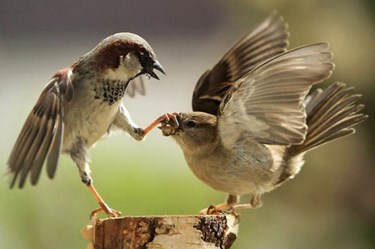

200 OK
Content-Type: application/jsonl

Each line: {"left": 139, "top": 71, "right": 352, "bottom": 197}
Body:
{"left": 159, "top": 16, "right": 367, "bottom": 213}
{"left": 7, "top": 32, "right": 174, "bottom": 217}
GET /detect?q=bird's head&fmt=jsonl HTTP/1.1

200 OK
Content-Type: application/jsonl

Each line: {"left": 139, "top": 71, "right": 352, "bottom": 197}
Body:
{"left": 160, "top": 112, "right": 218, "bottom": 151}
{"left": 90, "top": 32, "right": 165, "bottom": 82}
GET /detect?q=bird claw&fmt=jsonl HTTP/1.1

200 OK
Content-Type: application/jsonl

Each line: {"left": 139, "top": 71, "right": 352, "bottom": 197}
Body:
{"left": 199, "top": 204, "right": 236, "bottom": 215}
{"left": 143, "top": 113, "right": 179, "bottom": 136}
{"left": 159, "top": 112, "right": 179, "bottom": 127}
{"left": 87, "top": 184, "right": 121, "bottom": 219}
{"left": 90, "top": 205, "right": 122, "bottom": 219}
{"left": 159, "top": 113, "right": 179, "bottom": 136}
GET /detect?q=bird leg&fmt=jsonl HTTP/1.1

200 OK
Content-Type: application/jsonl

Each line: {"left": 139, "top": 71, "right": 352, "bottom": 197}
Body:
{"left": 215, "top": 194, "right": 263, "bottom": 212}
{"left": 112, "top": 106, "right": 179, "bottom": 140}
{"left": 88, "top": 184, "right": 121, "bottom": 218}
{"left": 200, "top": 195, "right": 239, "bottom": 214}
{"left": 158, "top": 112, "right": 181, "bottom": 136}
{"left": 87, "top": 113, "right": 178, "bottom": 218}
{"left": 200, "top": 194, "right": 262, "bottom": 214}
{"left": 71, "top": 142, "right": 121, "bottom": 218}
{"left": 143, "top": 113, "right": 179, "bottom": 135}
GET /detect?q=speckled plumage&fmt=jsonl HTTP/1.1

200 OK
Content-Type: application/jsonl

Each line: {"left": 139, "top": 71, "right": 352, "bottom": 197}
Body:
{"left": 8, "top": 32, "right": 165, "bottom": 189}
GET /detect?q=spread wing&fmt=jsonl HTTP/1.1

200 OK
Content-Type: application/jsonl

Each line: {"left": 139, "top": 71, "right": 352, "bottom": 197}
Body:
{"left": 8, "top": 69, "right": 74, "bottom": 188}
{"left": 192, "top": 13, "right": 289, "bottom": 115}
{"left": 218, "top": 43, "right": 334, "bottom": 148}
{"left": 126, "top": 76, "right": 146, "bottom": 97}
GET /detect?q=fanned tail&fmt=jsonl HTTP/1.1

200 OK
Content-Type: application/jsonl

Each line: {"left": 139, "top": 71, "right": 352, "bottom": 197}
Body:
{"left": 289, "top": 82, "right": 368, "bottom": 156}
{"left": 276, "top": 82, "right": 368, "bottom": 186}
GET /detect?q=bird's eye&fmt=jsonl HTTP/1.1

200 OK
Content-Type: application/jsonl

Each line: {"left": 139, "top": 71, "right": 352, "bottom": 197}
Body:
{"left": 186, "top": 120, "right": 196, "bottom": 128}
{"left": 138, "top": 52, "right": 148, "bottom": 66}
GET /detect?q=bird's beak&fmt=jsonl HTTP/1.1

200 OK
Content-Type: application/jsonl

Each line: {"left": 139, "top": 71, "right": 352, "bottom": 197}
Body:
{"left": 148, "top": 60, "right": 165, "bottom": 80}
{"left": 158, "top": 112, "right": 180, "bottom": 136}
{"left": 158, "top": 125, "right": 175, "bottom": 136}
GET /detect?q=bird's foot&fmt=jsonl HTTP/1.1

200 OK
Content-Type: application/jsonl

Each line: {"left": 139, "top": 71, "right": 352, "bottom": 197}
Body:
{"left": 200, "top": 204, "right": 235, "bottom": 215}
{"left": 87, "top": 184, "right": 122, "bottom": 219}
{"left": 200, "top": 202, "right": 258, "bottom": 215}
{"left": 231, "top": 203, "right": 258, "bottom": 209}
{"left": 158, "top": 112, "right": 180, "bottom": 136}
{"left": 144, "top": 113, "right": 179, "bottom": 136}
{"left": 90, "top": 204, "right": 122, "bottom": 219}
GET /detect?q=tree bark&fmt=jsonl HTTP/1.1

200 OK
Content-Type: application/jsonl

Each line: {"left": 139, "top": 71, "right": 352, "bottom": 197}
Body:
{"left": 82, "top": 214, "right": 239, "bottom": 249}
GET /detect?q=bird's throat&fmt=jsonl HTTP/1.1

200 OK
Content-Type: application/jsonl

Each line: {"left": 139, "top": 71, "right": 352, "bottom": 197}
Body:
{"left": 93, "top": 79, "right": 129, "bottom": 105}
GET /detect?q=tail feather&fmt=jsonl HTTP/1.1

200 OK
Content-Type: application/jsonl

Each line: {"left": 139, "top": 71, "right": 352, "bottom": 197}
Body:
{"left": 289, "top": 82, "right": 368, "bottom": 156}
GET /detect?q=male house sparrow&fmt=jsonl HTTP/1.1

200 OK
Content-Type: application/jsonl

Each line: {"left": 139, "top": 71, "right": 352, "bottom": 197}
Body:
{"left": 8, "top": 32, "right": 173, "bottom": 217}
{"left": 159, "top": 16, "right": 367, "bottom": 212}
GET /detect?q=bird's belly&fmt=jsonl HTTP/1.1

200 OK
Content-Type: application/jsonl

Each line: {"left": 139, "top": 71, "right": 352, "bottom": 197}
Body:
{"left": 62, "top": 97, "right": 120, "bottom": 150}
{"left": 186, "top": 158, "right": 258, "bottom": 195}
{"left": 184, "top": 149, "right": 278, "bottom": 196}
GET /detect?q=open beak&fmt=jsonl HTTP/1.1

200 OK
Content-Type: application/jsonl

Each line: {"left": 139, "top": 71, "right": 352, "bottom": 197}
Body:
{"left": 148, "top": 60, "right": 165, "bottom": 80}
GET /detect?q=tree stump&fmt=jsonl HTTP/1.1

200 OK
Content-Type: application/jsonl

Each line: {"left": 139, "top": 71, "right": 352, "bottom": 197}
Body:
{"left": 82, "top": 214, "right": 239, "bottom": 249}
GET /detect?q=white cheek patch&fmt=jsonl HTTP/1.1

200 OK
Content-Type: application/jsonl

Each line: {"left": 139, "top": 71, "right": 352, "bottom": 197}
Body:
{"left": 104, "top": 53, "right": 142, "bottom": 81}
{"left": 124, "top": 53, "right": 142, "bottom": 73}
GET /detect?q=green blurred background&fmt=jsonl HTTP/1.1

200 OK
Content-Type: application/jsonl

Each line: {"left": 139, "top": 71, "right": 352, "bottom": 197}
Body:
{"left": 1, "top": 0, "right": 374, "bottom": 248}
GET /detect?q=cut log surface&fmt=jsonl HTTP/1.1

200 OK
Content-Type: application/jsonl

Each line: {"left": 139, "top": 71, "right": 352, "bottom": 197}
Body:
{"left": 82, "top": 214, "right": 240, "bottom": 249}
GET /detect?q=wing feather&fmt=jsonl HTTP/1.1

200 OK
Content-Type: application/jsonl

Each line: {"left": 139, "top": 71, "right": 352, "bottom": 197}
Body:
{"left": 29, "top": 94, "right": 58, "bottom": 185}
{"left": 46, "top": 97, "right": 64, "bottom": 180}
{"left": 218, "top": 43, "right": 334, "bottom": 148}
{"left": 126, "top": 76, "right": 146, "bottom": 97}
{"left": 192, "top": 13, "right": 289, "bottom": 114}
{"left": 8, "top": 69, "right": 73, "bottom": 188}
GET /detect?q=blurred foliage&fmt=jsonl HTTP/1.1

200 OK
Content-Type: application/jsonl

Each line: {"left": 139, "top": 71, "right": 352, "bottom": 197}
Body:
{"left": 0, "top": 0, "right": 374, "bottom": 249}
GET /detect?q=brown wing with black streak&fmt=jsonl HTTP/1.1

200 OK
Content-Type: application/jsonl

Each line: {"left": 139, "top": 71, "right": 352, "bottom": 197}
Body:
{"left": 8, "top": 69, "right": 74, "bottom": 188}
{"left": 192, "top": 13, "right": 289, "bottom": 115}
